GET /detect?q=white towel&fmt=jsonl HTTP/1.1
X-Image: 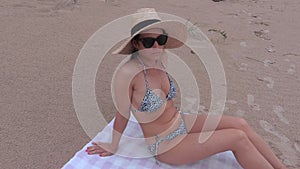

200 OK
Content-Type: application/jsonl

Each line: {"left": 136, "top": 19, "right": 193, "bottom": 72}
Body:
{"left": 62, "top": 117, "right": 243, "bottom": 169}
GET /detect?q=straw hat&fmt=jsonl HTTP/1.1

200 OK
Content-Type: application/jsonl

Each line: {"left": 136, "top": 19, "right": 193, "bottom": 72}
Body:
{"left": 112, "top": 8, "right": 187, "bottom": 55}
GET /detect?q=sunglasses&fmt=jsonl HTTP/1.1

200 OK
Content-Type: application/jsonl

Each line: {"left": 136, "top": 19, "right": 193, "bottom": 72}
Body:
{"left": 138, "top": 34, "right": 168, "bottom": 48}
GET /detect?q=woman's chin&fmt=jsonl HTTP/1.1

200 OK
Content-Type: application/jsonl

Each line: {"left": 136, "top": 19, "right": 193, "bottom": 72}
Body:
{"left": 151, "top": 52, "right": 163, "bottom": 59}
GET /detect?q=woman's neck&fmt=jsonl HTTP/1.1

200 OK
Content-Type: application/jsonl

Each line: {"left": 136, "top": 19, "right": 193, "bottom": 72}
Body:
{"left": 137, "top": 55, "right": 162, "bottom": 68}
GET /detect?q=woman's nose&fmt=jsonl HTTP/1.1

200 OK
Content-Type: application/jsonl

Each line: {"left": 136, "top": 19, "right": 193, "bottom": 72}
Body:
{"left": 152, "top": 41, "right": 160, "bottom": 48}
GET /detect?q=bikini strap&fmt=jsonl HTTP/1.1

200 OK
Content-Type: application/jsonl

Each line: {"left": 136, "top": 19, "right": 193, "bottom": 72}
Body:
{"left": 136, "top": 56, "right": 150, "bottom": 89}
{"left": 160, "top": 61, "right": 176, "bottom": 100}
{"left": 160, "top": 61, "right": 166, "bottom": 70}
{"left": 160, "top": 61, "right": 172, "bottom": 80}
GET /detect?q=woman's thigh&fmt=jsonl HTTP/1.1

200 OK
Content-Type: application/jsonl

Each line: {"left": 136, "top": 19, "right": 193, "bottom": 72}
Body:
{"left": 182, "top": 113, "right": 247, "bottom": 133}
{"left": 156, "top": 128, "right": 245, "bottom": 165}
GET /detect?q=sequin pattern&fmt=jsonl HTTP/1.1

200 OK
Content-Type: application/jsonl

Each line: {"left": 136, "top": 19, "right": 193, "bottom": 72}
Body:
{"left": 139, "top": 88, "right": 165, "bottom": 112}
{"left": 166, "top": 76, "right": 176, "bottom": 100}
{"left": 148, "top": 116, "right": 187, "bottom": 156}
{"left": 131, "top": 56, "right": 176, "bottom": 113}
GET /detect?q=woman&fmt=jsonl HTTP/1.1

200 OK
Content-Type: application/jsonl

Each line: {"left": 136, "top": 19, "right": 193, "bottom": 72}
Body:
{"left": 86, "top": 8, "right": 287, "bottom": 169}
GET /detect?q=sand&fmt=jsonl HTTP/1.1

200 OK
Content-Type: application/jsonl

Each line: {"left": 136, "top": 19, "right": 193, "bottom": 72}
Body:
{"left": 1, "top": 0, "right": 299, "bottom": 168}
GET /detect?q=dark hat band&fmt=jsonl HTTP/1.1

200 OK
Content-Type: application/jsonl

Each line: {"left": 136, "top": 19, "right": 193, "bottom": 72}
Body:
{"left": 130, "top": 19, "right": 161, "bottom": 36}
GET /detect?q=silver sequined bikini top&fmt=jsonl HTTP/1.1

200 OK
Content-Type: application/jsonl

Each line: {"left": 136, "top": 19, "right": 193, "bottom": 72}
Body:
{"left": 131, "top": 56, "right": 176, "bottom": 113}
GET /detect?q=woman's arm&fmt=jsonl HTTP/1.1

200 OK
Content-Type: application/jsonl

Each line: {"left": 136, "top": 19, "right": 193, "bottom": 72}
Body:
{"left": 86, "top": 111, "right": 129, "bottom": 156}
{"left": 111, "top": 64, "right": 134, "bottom": 148}
{"left": 111, "top": 111, "right": 130, "bottom": 148}
{"left": 86, "top": 63, "right": 134, "bottom": 156}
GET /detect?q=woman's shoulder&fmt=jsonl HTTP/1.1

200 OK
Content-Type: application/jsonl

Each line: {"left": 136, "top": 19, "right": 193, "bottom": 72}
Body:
{"left": 115, "top": 58, "right": 141, "bottom": 78}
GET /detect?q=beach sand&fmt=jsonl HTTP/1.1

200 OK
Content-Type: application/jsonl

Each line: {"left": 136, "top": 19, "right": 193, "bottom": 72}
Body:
{"left": 1, "top": 0, "right": 299, "bottom": 168}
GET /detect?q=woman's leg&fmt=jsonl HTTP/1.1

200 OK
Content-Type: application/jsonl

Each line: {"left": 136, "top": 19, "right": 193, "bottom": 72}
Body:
{"left": 157, "top": 129, "right": 273, "bottom": 169}
{"left": 183, "top": 114, "right": 286, "bottom": 169}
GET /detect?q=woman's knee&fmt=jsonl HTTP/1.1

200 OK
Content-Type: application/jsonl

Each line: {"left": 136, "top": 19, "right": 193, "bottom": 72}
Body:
{"left": 232, "top": 129, "right": 253, "bottom": 150}
{"left": 233, "top": 129, "right": 247, "bottom": 140}
{"left": 235, "top": 117, "right": 250, "bottom": 131}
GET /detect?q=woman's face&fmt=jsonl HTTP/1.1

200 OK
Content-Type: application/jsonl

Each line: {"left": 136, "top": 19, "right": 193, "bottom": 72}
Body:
{"left": 133, "top": 28, "right": 166, "bottom": 60}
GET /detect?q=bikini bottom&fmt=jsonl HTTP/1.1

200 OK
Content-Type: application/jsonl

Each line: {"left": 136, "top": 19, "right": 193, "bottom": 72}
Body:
{"left": 148, "top": 112, "right": 187, "bottom": 158}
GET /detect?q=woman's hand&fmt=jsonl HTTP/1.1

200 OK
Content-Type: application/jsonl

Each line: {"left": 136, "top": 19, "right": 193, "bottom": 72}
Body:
{"left": 86, "top": 142, "right": 118, "bottom": 157}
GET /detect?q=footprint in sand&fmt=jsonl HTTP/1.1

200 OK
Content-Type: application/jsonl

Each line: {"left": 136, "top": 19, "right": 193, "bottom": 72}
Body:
{"left": 239, "top": 63, "right": 248, "bottom": 71}
{"left": 35, "top": 0, "right": 79, "bottom": 15}
{"left": 273, "top": 105, "right": 289, "bottom": 124}
{"left": 287, "top": 64, "right": 296, "bottom": 75}
{"left": 247, "top": 94, "right": 260, "bottom": 111}
{"left": 263, "top": 59, "right": 275, "bottom": 67}
{"left": 263, "top": 77, "right": 274, "bottom": 89}
{"left": 259, "top": 120, "right": 300, "bottom": 167}
{"left": 265, "top": 45, "right": 276, "bottom": 53}
{"left": 199, "top": 105, "right": 208, "bottom": 113}
{"left": 53, "top": 0, "right": 78, "bottom": 10}
{"left": 235, "top": 109, "right": 246, "bottom": 117}
{"left": 11, "top": 2, "right": 37, "bottom": 9}
{"left": 259, "top": 120, "right": 289, "bottom": 142}
{"left": 240, "top": 41, "right": 247, "bottom": 47}
{"left": 254, "top": 29, "right": 271, "bottom": 40}
{"left": 294, "top": 140, "right": 300, "bottom": 153}
{"left": 227, "top": 100, "right": 237, "bottom": 104}
{"left": 225, "top": 100, "right": 237, "bottom": 113}
{"left": 223, "top": 106, "right": 229, "bottom": 112}
{"left": 257, "top": 76, "right": 274, "bottom": 89}
{"left": 183, "top": 97, "right": 199, "bottom": 114}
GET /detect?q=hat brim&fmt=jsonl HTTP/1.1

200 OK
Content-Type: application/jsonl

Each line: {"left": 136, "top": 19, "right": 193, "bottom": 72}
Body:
{"left": 112, "top": 20, "right": 187, "bottom": 55}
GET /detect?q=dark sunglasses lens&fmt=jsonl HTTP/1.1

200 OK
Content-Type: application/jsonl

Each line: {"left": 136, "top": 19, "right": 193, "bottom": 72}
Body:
{"left": 140, "top": 34, "right": 168, "bottom": 48}
{"left": 141, "top": 38, "right": 155, "bottom": 48}
{"left": 157, "top": 35, "right": 168, "bottom": 45}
